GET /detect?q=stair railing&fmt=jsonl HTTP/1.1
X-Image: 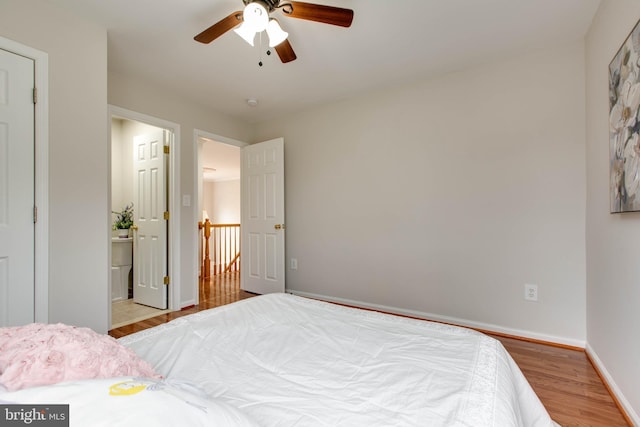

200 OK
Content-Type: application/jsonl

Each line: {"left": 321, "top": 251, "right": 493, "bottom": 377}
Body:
{"left": 199, "top": 219, "right": 240, "bottom": 278}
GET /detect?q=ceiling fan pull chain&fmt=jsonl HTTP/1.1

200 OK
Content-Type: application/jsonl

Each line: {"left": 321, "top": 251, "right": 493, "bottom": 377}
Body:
{"left": 258, "top": 32, "right": 264, "bottom": 67}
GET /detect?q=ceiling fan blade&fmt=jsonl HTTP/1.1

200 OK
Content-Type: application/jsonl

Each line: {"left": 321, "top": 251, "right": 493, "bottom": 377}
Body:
{"left": 194, "top": 11, "right": 243, "bottom": 44}
{"left": 282, "top": 1, "right": 353, "bottom": 27}
{"left": 275, "top": 39, "right": 297, "bottom": 63}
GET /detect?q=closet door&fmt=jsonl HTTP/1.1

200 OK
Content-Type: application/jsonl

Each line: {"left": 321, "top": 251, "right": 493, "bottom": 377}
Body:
{"left": 0, "top": 48, "right": 35, "bottom": 327}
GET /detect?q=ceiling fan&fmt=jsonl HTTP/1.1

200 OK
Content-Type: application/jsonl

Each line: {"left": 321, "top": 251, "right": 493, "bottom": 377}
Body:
{"left": 194, "top": 0, "right": 354, "bottom": 64}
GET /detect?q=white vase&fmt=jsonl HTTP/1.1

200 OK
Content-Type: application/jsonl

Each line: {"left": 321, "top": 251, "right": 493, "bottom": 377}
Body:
{"left": 117, "top": 228, "right": 129, "bottom": 238}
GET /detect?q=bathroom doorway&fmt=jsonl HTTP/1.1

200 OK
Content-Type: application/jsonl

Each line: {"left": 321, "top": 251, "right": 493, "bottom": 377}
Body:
{"left": 110, "top": 116, "right": 174, "bottom": 328}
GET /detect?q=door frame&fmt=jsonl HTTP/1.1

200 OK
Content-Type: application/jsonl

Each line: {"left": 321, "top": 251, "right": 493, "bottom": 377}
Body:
{"left": 108, "top": 105, "right": 180, "bottom": 320}
{"left": 0, "top": 36, "right": 49, "bottom": 323}
{"left": 192, "top": 129, "right": 247, "bottom": 306}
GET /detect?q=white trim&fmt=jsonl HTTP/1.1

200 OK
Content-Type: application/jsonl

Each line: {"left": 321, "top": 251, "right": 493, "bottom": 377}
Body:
{"left": 0, "top": 36, "right": 49, "bottom": 323}
{"left": 108, "top": 105, "right": 181, "bottom": 316}
{"left": 287, "top": 290, "right": 587, "bottom": 348}
{"left": 585, "top": 343, "right": 639, "bottom": 426}
{"left": 192, "top": 129, "right": 247, "bottom": 306}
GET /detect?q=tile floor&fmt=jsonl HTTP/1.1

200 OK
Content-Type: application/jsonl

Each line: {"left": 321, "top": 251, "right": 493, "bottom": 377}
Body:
{"left": 111, "top": 299, "right": 171, "bottom": 329}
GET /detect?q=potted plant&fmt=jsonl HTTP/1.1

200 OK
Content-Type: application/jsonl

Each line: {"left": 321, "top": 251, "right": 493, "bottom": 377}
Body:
{"left": 112, "top": 203, "right": 134, "bottom": 238}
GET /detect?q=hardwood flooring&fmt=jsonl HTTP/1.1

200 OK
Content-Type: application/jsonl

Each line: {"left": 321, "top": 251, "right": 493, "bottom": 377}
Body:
{"left": 492, "top": 335, "right": 629, "bottom": 426}
{"left": 109, "top": 273, "right": 630, "bottom": 426}
{"left": 109, "top": 271, "right": 254, "bottom": 339}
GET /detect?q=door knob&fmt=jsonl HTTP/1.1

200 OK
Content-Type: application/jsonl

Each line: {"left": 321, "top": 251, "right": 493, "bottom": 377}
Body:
{"left": 131, "top": 225, "right": 139, "bottom": 231}
{"left": 274, "top": 224, "right": 285, "bottom": 230}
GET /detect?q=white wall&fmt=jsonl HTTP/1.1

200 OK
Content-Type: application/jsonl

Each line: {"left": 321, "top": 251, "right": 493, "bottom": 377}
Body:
{"left": 208, "top": 180, "right": 241, "bottom": 224}
{"left": 111, "top": 119, "right": 125, "bottom": 215}
{"left": 108, "top": 71, "right": 252, "bottom": 307}
{"left": 202, "top": 182, "right": 214, "bottom": 223}
{"left": 255, "top": 42, "right": 588, "bottom": 345}
{"left": 0, "top": 0, "right": 109, "bottom": 332}
{"left": 586, "top": 1, "right": 640, "bottom": 422}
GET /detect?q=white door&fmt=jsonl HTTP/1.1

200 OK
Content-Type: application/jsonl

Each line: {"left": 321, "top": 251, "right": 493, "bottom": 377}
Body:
{"left": 132, "top": 129, "right": 167, "bottom": 309}
{"left": 241, "top": 138, "right": 285, "bottom": 294}
{"left": 0, "top": 49, "right": 35, "bottom": 326}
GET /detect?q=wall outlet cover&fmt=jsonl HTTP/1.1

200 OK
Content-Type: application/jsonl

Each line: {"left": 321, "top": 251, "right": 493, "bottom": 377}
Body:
{"left": 524, "top": 284, "right": 538, "bottom": 302}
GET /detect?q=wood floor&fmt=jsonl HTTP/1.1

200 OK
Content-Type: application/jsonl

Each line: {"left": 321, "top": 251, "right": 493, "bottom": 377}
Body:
{"left": 492, "top": 335, "right": 629, "bottom": 426}
{"left": 109, "top": 273, "right": 630, "bottom": 426}
{"left": 109, "top": 271, "right": 255, "bottom": 339}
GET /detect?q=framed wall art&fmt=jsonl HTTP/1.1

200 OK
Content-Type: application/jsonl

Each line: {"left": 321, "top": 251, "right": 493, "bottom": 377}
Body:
{"left": 609, "top": 17, "right": 640, "bottom": 213}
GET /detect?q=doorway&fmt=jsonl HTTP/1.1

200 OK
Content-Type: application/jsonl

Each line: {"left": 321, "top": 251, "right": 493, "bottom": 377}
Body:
{"left": 195, "top": 135, "right": 285, "bottom": 298}
{"left": 195, "top": 131, "right": 245, "bottom": 304}
{"left": 109, "top": 106, "right": 181, "bottom": 329}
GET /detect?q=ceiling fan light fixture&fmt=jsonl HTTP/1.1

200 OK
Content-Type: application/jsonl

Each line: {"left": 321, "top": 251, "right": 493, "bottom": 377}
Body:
{"left": 245, "top": 2, "right": 269, "bottom": 32}
{"left": 234, "top": 2, "right": 269, "bottom": 46}
{"left": 266, "top": 19, "right": 288, "bottom": 47}
{"left": 234, "top": 22, "right": 257, "bottom": 46}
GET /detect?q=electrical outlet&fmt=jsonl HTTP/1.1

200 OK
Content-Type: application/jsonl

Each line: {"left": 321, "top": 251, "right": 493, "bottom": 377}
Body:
{"left": 290, "top": 258, "right": 298, "bottom": 270}
{"left": 524, "top": 284, "right": 538, "bottom": 302}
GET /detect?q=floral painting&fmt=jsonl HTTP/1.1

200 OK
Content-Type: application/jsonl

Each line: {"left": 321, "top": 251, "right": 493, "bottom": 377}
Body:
{"left": 610, "top": 18, "right": 640, "bottom": 213}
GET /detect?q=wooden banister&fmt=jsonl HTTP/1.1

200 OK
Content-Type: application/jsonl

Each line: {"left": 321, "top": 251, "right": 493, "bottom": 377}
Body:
{"left": 199, "top": 221, "right": 240, "bottom": 278}
{"left": 199, "top": 219, "right": 212, "bottom": 279}
{"left": 225, "top": 251, "right": 241, "bottom": 273}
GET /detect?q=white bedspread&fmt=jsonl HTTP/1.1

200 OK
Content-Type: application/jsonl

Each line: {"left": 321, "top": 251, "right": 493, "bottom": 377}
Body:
{"left": 120, "top": 293, "right": 556, "bottom": 427}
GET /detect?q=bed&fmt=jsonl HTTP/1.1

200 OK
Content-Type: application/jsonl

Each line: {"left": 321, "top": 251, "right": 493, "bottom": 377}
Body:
{"left": 0, "top": 293, "right": 558, "bottom": 426}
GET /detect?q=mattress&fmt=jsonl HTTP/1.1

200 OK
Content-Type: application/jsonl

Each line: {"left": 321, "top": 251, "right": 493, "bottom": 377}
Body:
{"left": 119, "top": 293, "right": 556, "bottom": 427}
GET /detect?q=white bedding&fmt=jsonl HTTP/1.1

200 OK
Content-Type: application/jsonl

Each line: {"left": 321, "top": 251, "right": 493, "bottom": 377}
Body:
{"left": 0, "top": 377, "right": 258, "bottom": 426}
{"left": 120, "top": 293, "right": 556, "bottom": 427}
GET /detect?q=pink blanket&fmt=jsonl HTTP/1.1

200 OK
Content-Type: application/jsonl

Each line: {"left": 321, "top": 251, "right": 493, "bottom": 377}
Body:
{"left": 0, "top": 323, "right": 160, "bottom": 391}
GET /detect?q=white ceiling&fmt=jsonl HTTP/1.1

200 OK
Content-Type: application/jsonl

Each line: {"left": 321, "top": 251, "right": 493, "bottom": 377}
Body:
{"left": 50, "top": 0, "right": 600, "bottom": 125}
{"left": 201, "top": 138, "right": 240, "bottom": 182}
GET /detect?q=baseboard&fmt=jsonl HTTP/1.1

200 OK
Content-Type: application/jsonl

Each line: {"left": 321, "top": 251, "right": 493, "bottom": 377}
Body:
{"left": 286, "top": 290, "right": 586, "bottom": 349}
{"left": 586, "top": 344, "right": 639, "bottom": 426}
{"left": 180, "top": 299, "right": 196, "bottom": 309}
